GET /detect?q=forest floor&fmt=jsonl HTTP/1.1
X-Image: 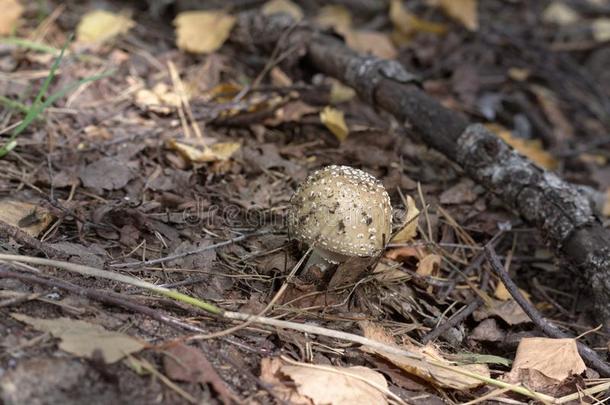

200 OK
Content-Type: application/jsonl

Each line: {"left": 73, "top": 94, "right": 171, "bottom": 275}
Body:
{"left": 0, "top": 0, "right": 609, "bottom": 404}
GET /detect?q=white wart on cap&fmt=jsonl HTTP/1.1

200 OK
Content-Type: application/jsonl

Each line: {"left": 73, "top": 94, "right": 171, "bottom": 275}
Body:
{"left": 288, "top": 165, "right": 392, "bottom": 264}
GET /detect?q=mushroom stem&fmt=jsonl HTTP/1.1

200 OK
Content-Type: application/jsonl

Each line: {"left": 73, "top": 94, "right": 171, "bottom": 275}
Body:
{"left": 302, "top": 250, "right": 332, "bottom": 273}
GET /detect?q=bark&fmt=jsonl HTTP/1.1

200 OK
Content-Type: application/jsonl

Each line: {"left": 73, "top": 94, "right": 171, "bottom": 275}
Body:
{"left": 232, "top": 13, "right": 610, "bottom": 328}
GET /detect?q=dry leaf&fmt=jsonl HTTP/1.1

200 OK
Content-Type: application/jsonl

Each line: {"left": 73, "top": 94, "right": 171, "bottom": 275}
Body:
{"left": 330, "top": 79, "right": 356, "bottom": 104}
{"left": 503, "top": 338, "right": 586, "bottom": 391}
{"left": 475, "top": 298, "right": 531, "bottom": 325}
{"left": 0, "top": 199, "right": 53, "bottom": 237}
{"left": 261, "top": 357, "right": 389, "bottom": 405}
{"left": 435, "top": 0, "right": 478, "bottom": 31}
{"left": 345, "top": 30, "right": 397, "bottom": 59}
{"left": 76, "top": 10, "right": 135, "bottom": 43}
{"left": 592, "top": 18, "right": 610, "bottom": 42}
{"left": 391, "top": 195, "right": 420, "bottom": 243}
{"left": 135, "top": 82, "right": 181, "bottom": 114}
{"left": 390, "top": 0, "right": 447, "bottom": 39}
{"left": 493, "top": 281, "right": 511, "bottom": 301}
{"left": 487, "top": 123, "right": 558, "bottom": 170}
{"left": 174, "top": 11, "right": 236, "bottom": 54}
{"left": 12, "top": 314, "right": 144, "bottom": 363}
{"left": 262, "top": 0, "right": 303, "bottom": 20}
{"left": 373, "top": 260, "right": 410, "bottom": 282}
{"left": 416, "top": 253, "right": 441, "bottom": 277}
{"left": 320, "top": 106, "right": 349, "bottom": 141}
{"left": 360, "top": 322, "right": 489, "bottom": 390}
{"left": 0, "top": 0, "right": 22, "bottom": 35}
{"left": 315, "top": 5, "right": 352, "bottom": 32}
{"left": 168, "top": 139, "right": 240, "bottom": 163}
{"left": 164, "top": 343, "right": 234, "bottom": 404}
{"left": 542, "top": 2, "right": 580, "bottom": 25}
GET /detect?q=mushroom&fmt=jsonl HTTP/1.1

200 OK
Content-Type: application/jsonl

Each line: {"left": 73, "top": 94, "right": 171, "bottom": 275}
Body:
{"left": 288, "top": 165, "right": 392, "bottom": 271}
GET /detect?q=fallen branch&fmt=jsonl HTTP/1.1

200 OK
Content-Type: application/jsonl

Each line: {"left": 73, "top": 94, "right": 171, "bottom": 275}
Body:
{"left": 231, "top": 13, "right": 610, "bottom": 328}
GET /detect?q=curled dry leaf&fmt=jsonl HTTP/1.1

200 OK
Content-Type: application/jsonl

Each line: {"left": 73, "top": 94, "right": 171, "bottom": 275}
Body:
{"left": 503, "top": 338, "right": 586, "bottom": 392}
{"left": 0, "top": 199, "right": 53, "bottom": 237}
{"left": 0, "top": 0, "right": 23, "bottom": 35}
{"left": 360, "top": 322, "right": 490, "bottom": 390}
{"left": 391, "top": 195, "right": 420, "bottom": 243}
{"left": 174, "top": 10, "right": 236, "bottom": 54}
{"left": 262, "top": 0, "right": 303, "bottom": 21}
{"left": 12, "top": 314, "right": 144, "bottom": 363}
{"left": 320, "top": 106, "right": 349, "bottom": 141}
{"left": 260, "top": 357, "right": 389, "bottom": 405}
{"left": 167, "top": 139, "right": 240, "bottom": 163}
{"left": 76, "top": 10, "right": 135, "bottom": 44}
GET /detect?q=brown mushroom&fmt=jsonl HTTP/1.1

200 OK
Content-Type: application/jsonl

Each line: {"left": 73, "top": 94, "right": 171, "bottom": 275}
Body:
{"left": 288, "top": 165, "right": 392, "bottom": 271}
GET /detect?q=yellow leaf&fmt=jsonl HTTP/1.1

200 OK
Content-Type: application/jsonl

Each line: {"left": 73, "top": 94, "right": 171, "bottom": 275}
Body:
{"left": 494, "top": 281, "right": 511, "bottom": 301}
{"left": 592, "top": 18, "right": 610, "bottom": 42}
{"left": 0, "top": 0, "right": 22, "bottom": 35}
{"left": 329, "top": 79, "right": 356, "bottom": 104}
{"left": 390, "top": 0, "right": 447, "bottom": 38}
{"left": 76, "top": 10, "right": 135, "bottom": 44}
{"left": 320, "top": 106, "right": 349, "bottom": 141}
{"left": 315, "top": 5, "right": 352, "bottom": 32}
{"left": 391, "top": 195, "right": 419, "bottom": 243}
{"left": 168, "top": 139, "right": 240, "bottom": 163}
{"left": 135, "top": 82, "right": 181, "bottom": 114}
{"left": 486, "top": 123, "right": 558, "bottom": 170}
{"left": 262, "top": 0, "right": 303, "bottom": 21}
{"left": 174, "top": 11, "right": 236, "bottom": 54}
{"left": 346, "top": 30, "right": 397, "bottom": 59}
{"left": 434, "top": 0, "right": 478, "bottom": 31}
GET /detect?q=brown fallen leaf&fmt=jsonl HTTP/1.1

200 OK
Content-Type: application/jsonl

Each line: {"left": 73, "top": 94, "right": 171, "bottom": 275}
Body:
{"left": 503, "top": 338, "right": 586, "bottom": 392}
{"left": 0, "top": 199, "right": 53, "bottom": 237}
{"left": 592, "top": 18, "right": 610, "bottom": 42}
{"left": 320, "top": 106, "right": 349, "bottom": 141}
{"left": 474, "top": 298, "right": 531, "bottom": 326}
{"left": 12, "top": 314, "right": 144, "bottom": 363}
{"left": 163, "top": 343, "right": 235, "bottom": 405}
{"left": 0, "top": 0, "right": 22, "bottom": 35}
{"left": 76, "top": 10, "right": 135, "bottom": 44}
{"left": 261, "top": 356, "right": 390, "bottom": 405}
{"left": 391, "top": 195, "right": 420, "bottom": 243}
{"left": 315, "top": 5, "right": 352, "bottom": 32}
{"left": 360, "top": 322, "right": 490, "bottom": 390}
{"left": 345, "top": 30, "right": 398, "bottom": 59}
{"left": 174, "top": 10, "right": 236, "bottom": 54}
{"left": 390, "top": 0, "right": 447, "bottom": 40}
{"left": 135, "top": 82, "right": 181, "bottom": 114}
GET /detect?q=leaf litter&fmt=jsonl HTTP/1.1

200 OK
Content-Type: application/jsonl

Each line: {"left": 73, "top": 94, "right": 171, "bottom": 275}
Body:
{"left": 1, "top": 0, "right": 609, "bottom": 404}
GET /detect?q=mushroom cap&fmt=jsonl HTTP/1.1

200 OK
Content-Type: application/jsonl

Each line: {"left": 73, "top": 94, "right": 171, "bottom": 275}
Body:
{"left": 288, "top": 165, "right": 392, "bottom": 258}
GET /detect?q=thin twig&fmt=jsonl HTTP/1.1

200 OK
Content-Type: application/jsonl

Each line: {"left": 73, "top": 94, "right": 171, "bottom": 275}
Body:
{"left": 484, "top": 245, "right": 610, "bottom": 377}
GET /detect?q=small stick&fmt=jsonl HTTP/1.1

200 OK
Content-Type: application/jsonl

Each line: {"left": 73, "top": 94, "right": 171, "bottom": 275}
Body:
{"left": 422, "top": 298, "right": 483, "bottom": 344}
{"left": 0, "top": 220, "right": 67, "bottom": 259}
{"left": 484, "top": 245, "right": 610, "bottom": 377}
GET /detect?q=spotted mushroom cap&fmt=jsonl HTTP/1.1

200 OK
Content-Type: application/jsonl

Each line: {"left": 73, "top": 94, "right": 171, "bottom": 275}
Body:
{"left": 288, "top": 165, "right": 392, "bottom": 258}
